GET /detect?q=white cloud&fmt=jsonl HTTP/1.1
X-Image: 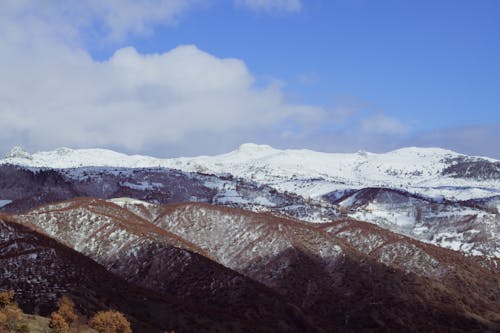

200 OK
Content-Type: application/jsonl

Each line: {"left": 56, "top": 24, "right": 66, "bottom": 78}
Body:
{"left": 0, "top": 2, "right": 324, "bottom": 155}
{"left": 235, "top": 0, "right": 302, "bottom": 13}
{"left": 0, "top": 43, "right": 324, "bottom": 152}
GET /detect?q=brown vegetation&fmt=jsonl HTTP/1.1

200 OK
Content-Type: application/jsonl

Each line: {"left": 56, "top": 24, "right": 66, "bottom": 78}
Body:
{"left": 0, "top": 291, "right": 14, "bottom": 309}
{"left": 89, "top": 311, "right": 131, "bottom": 333}
{"left": 46, "top": 295, "right": 79, "bottom": 333}
{"left": 48, "top": 312, "right": 68, "bottom": 333}
{"left": 56, "top": 296, "right": 77, "bottom": 326}
{"left": 0, "top": 290, "right": 24, "bottom": 333}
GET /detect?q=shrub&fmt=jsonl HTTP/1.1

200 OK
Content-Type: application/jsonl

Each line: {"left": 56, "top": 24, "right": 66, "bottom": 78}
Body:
{"left": 0, "top": 290, "right": 28, "bottom": 333}
{"left": 0, "top": 291, "right": 14, "bottom": 308}
{"left": 48, "top": 312, "right": 69, "bottom": 333}
{"left": 89, "top": 311, "right": 131, "bottom": 333}
{"left": 2, "top": 304, "right": 22, "bottom": 332}
{"left": 56, "top": 296, "right": 77, "bottom": 325}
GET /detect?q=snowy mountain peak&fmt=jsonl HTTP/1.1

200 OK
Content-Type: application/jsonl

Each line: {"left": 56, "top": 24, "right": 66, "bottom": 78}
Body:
{"left": 1, "top": 146, "right": 135, "bottom": 168}
{"left": 234, "top": 143, "right": 278, "bottom": 158}
{"left": 387, "top": 146, "right": 459, "bottom": 157}
{"left": 238, "top": 143, "right": 274, "bottom": 151}
{"left": 4, "top": 146, "right": 32, "bottom": 160}
{"left": 54, "top": 147, "right": 74, "bottom": 156}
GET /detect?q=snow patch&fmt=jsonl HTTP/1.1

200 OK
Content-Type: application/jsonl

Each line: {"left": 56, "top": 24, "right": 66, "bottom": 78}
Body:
{"left": 108, "top": 197, "right": 153, "bottom": 207}
{"left": 0, "top": 200, "right": 12, "bottom": 208}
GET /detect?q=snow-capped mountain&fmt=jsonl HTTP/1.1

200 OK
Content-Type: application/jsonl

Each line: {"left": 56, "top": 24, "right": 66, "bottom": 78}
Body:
{"left": 1, "top": 144, "right": 499, "bottom": 259}
{"left": 3, "top": 144, "right": 499, "bottom": 201}
{"left": 167, "top": 143, "right": 500, "bottom": 201}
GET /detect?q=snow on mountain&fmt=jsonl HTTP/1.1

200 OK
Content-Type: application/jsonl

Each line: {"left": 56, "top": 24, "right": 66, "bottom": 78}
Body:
{"left": 330, "top": 188, "right": 499, "bottom": 258}
{"left": 2, "top": 146, "right": 159, "bottom": 169}
{"left": 0, "top": 199, "right": 12, "bottom": 208}
{"left": 166, "top": 144, "right": 500, "bottom": 200}
{"left": 2, "top": 144, "right": 498, "bottom": 201}
{"left": 1, "top": 144, "right": 498, "bottom": 259}
{"left": 0, "top": 163, "right": 338, "bottom": 223}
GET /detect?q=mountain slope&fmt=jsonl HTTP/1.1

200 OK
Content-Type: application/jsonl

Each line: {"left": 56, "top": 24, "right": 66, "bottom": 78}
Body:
{"left": 1, "top": 216, "right": 318, "bottom": 333}
{"left": 0, "top": 158, "right": 498, "bottom": 260}
{"left": 8, "top": 198, "right": 320, "bottom": 333}
{"left": 138, "top": 202, "right": 500, "bottom": 331}
{"left": 0, "top": 163, "right": 338, "bottom": 222}
{"left": 12, "top": 198, "right": 499, "bottom": 332}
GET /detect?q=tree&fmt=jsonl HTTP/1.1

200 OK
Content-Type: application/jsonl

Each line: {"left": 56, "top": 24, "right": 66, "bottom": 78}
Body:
{"left": 0, "top": 291, "right": 14, "bottom": 308}
{"left": 48, "top": 312, "right": 69, "bottom": 333}
{"left": 0, "top": 290, "right": 23, "bottom": 333}
{"left": 1, "top": 304, "right": 22, "bottom": 332}
{"left": 56, "top": 296, "right": 77, "bottom": 325}
{"left": 89, "top": 311, "right": 131, "bottom": 333}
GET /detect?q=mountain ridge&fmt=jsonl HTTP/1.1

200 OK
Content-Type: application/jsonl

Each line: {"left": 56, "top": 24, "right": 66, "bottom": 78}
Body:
{"left": 4, "top": 143, "right": 498, "bottom": 168}
{"left": 2, "top": 144, "right": 499, "bottom": 202}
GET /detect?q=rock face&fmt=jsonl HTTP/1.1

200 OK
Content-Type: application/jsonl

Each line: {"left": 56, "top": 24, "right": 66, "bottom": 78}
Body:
{"left": 10, "top": 199, "right": 500, "bottom": 332}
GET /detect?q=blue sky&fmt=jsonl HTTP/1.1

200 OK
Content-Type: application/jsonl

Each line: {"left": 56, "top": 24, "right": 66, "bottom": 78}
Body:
{"left": 0, "top": 0, "right": 499, "bottom": 158}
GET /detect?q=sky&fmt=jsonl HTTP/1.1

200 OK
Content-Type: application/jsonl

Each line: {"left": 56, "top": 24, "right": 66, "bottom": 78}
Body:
{"left": 0, "top": 0, "right": 499, "bottom": 158}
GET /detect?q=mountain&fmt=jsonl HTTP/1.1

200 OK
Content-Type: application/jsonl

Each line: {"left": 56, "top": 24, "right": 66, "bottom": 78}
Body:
{"left": 1, "top": 144, "right": 499, "bottom": 331}
{"left": 328, "top": 187, "right": 499, "bottom": 258}
{"left": 0, "top": 163, "right": 337, "bottom": 222}
{"left": 2, "top": 144, "right": 499, "bottom": 201}
{"left": 9, "top": 198, "right": 500, "bottom": 332}
{"left": 1, "top": 145, "right": 498, "bottom": 259}
{"left": 0, "top": 210, "right": 319, "bottom": 333}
